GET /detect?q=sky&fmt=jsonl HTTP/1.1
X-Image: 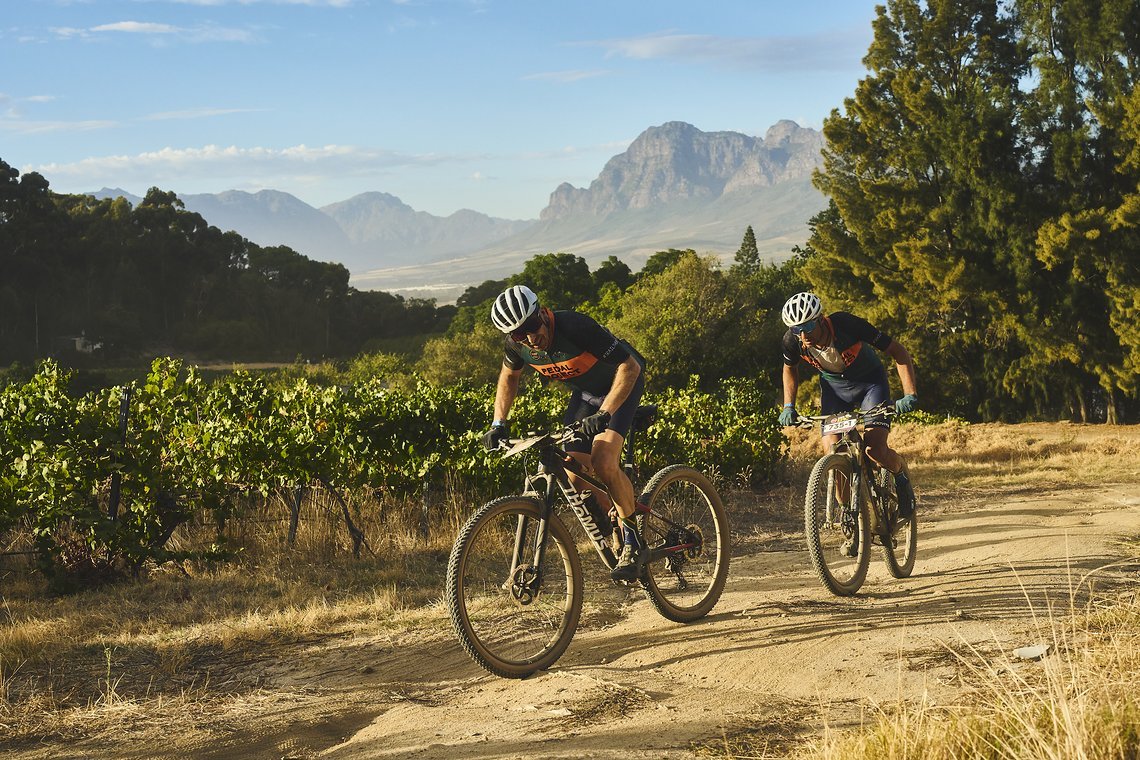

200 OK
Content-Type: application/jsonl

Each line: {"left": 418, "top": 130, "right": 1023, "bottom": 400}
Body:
{"left": 3, "top": 0, "right": 883, "bottom": 221}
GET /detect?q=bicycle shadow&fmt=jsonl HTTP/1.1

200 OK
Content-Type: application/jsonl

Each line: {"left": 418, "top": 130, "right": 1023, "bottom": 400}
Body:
{"left": 559, "top": 513, "right": 1127, "bottom": 676}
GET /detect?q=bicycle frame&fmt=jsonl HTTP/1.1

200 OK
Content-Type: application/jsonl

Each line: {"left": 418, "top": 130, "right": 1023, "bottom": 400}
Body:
{"left": 499, "top": 430, "right": 618, "bottom": 602}
{"left": 806, "top": 405, "right": 896, "bottom": 536}
{"left": 503, "top": 425, "right": 700, "bottom": 598}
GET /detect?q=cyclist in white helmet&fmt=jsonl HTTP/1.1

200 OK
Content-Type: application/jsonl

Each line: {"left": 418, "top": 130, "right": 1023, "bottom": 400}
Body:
{"left": 777, "top": 291, "right": 919, "bottom": 519}
{"left": 484, "top": 285, "right": 649, "bottom": 581}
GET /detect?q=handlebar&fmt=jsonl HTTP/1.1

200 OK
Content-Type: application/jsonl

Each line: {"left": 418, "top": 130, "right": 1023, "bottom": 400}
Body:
{"left": 790, "top": 402, "right": 898, "bottom": 431}
{"left": 494, "top": 421, "right": 589, "bottom": 457}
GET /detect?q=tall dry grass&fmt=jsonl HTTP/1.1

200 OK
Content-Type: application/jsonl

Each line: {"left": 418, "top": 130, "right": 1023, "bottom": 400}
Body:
{"left": 0, "top": 486, "right": 477, "bottom": 743}
{"left": 797, "top": 582, "right": 1140, "bottom": 760}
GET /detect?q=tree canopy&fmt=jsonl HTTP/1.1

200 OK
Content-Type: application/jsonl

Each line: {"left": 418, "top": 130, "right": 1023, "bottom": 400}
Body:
{"left": 804, "top": 0, "right": 1139, "bottom": 422}
{"left": 0, "top": 164, "right": 451, "bottom": 364}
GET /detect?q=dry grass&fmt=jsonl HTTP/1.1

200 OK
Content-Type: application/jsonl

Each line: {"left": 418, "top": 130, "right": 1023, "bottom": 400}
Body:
{"left": 794, "top": 584, "right": 1140, "bottom": 760}
{"left": 782, "top": 420, "right": 1140, "bottom": 500}
{"left": 0, "top": 488, "right": 471, "bottom": 744}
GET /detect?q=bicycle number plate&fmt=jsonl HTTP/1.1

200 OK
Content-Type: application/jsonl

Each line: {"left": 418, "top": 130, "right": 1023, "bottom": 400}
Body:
{"left": 821, "top": 413, "right": 858, "bottom": 435}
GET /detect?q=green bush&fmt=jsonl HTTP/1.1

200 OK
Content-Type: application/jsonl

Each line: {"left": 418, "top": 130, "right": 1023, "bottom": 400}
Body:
{"left": 0, "top": 361, "right": 787, "bottom": 581}
{"left": 640, "top": 376, "right": 785, "bottom": 488}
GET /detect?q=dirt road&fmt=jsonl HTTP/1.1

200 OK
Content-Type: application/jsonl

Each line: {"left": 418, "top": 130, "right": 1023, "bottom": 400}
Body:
{"left": 106, "top": 477, "right": 1135, "bottom": 760}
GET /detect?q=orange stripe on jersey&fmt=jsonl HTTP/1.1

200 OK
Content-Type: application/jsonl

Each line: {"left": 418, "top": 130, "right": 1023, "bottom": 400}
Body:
{"left": 532, "top": 353, "right": 598, "bottom": 381}
{"left": 841, "top": 342, "right": 864, "bottom": 365}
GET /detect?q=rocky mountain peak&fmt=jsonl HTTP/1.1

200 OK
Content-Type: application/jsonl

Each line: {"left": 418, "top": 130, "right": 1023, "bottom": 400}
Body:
{"left": 541, "top": 120, "right": 823, "bottom": 221}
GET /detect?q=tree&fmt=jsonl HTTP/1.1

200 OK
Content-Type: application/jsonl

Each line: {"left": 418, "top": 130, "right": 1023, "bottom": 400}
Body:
{"left": 807, "top": 0, "right": 1031, "bottom": 420}
{"left": 456, "top": 278, "right": 508, "bottom": 309}
{"left": 610, "top": 252, "right": 771, "bottom": 390}
{"left": 592, "top": 255, "right": 634, "bottom": 293}
{"left": 731, "top": 225, "right": 760, "bottom": 276}
{"left": 416, "top": 320, "right": 504, "bottom": 387}
{"left": 638, "top": 248, "right": 693, "bottom": 280}
{"left": 1019, "top": 0, "right": 1140, "bottom": 423}
{"left": 510, "top": 252, "right": 595, "bottom": 309}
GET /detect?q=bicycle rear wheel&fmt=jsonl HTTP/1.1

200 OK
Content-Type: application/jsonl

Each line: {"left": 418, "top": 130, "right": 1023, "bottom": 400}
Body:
{"left": 636, "top": 465, "right": 729, "bottom": 622}
{"left": 804, "top": 453, "right": 870, "bottom": 596}
{"left": 446, "top": 496, "right": 583, "bottom": 679}
{"left": 879, "top": 468, "right": 917, "bottom": 578}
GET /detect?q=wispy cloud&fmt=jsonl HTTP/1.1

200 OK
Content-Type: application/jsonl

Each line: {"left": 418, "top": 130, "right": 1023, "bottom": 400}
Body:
{"left": 92, "top": 21, "right": 180, "bottom": 34}
{"left": 581, "top": 30, "right": 868, "bottom": 73}
{"left": 2, "top": 119, "right": 119, "bottom": 135}
{"left": 0, "top": 93, "right": 117, "bottom": 134}
{"left": 151, "top": 0, "right": 354, "bottom": 6}
{"left": 51, "top": 20, "right": 257, "bottom": 43}
{"left": 24, "top": 144, "right": 469, "bottom": 189}
{"left": 1, "top": 102, "right": 257, "bottom": 135}
{"left": 522, "top": 70, "right": 610, "bottom": 83}
{"left": 143, "top": 107, "right": 265, "bottom": 121}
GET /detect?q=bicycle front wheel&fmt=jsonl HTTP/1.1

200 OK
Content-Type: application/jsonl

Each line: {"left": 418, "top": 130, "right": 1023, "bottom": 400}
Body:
{"left": 446, "top": 496, "right": 583, "bottom": 679}
{"left": 804, "top": 453, "right": 870, "bottom": 597}
{"left": 636, "top": 465, "right": 730, "bottom": 622}
{"left": 878, "top": 468, "right": 917, "bottom": 578}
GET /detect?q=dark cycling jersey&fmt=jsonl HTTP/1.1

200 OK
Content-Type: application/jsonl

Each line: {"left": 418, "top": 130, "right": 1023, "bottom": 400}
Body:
{"left": 504, "top": 309, "right": 644, "bottom": 396}
{"left": 782, "top": 312, "right": 892, "bottom": 382}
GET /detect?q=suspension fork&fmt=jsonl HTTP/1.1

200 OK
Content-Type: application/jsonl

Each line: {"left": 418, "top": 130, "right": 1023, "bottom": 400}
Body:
{"left": 509, "top": 471, "right": 557, "bottom": 594}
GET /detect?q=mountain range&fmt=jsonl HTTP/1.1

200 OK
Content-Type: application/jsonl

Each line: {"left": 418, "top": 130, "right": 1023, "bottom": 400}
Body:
{"left": 93, "top": 120, "right": 827, "bottom": 303}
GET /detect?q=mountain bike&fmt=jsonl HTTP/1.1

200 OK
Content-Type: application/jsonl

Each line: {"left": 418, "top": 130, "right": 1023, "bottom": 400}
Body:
{"left": 446, "top": 406, "right": 730, "bottom": 679}
{"left": 795, "top": 403, "right": 917, "bottom": 596}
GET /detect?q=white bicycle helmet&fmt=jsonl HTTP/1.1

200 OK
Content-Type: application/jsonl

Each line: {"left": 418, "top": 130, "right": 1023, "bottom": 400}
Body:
{"left": 781, "top": 291, "right": 823, "bottom": 327}
{"left": 490, "top": 285, "right": 540, "bottom": 333}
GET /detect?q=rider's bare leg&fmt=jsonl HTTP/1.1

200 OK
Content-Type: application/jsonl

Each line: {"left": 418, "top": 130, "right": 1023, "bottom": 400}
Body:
{"left": 823, "top": 432, "right": 852, "bottom": 505}
{"left": 566, "top": 452, "right": 610, "bottom": 505}
{"left": 566, "top": 431, "right": 634, "bottom": 516}
{"left": 864, "top": 428, "right": 906, "bottom": 475}
{"left": 590, "top": 431, "right": 634, "bottom": 517}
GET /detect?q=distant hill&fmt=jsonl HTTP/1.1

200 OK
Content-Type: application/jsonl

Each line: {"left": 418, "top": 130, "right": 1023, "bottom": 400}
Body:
{"left": 352, "top": 120, "right": 827, "bottom": 300}
{"left": 89, "top": 187, "right": 529, "bottom": 275}
{"left": 90, "top": 120, "right": 827, "bottom": 302}
{"left": 320, "top": 192, "right": 533, "bottom": 272}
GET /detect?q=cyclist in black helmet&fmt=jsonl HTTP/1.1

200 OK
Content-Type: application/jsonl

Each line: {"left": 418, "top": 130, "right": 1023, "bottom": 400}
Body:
{"left": 482, "top": 285, "right": 648, "bottom": 582}
{"left": 777, "top": 291, "right": 919, "bottom": 520}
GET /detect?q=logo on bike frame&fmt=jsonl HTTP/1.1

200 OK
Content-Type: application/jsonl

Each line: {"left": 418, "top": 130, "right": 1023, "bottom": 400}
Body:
{"left": 562, "top": 487, "right": 609, "bottom": 552}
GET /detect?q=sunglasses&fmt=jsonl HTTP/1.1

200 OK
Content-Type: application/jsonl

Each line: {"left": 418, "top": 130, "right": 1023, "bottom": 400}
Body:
{"left": 510, "top": 312, "right": 544, "bottom": 342}
{"left": 791, "top": 318, "right": 819, "bottom": 335}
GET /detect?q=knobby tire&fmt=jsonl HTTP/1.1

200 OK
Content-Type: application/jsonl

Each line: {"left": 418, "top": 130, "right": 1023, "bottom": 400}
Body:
{"left": 636, "top": 465, "right": 730, "bottom": 622}
{"left": 878, "top": 468, "right": 917, "bottom": 578}
{"left": 804, "top": 453, "right": 870, "bottom": 597}
{"left": 446, "top": 496, "right": 583, "bottom": 679}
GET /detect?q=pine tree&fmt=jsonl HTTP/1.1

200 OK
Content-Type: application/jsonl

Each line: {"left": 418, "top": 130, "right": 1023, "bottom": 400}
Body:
{"left": 1020, "top": 0, "right": 1140, "bottom": 423}
{"left": 806, "top": 0, "right": 1031, "bottom": 419}
{"left": 732, "top": 225, "right": 760, "bottom": 276}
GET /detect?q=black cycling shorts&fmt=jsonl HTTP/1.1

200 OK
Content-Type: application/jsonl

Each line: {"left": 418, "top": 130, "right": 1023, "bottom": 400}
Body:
{"left": 820, "top": 366, "right": 892, "bottom": 431}
{"left": 562, "top": 372, "right": 646, "bottom": 454}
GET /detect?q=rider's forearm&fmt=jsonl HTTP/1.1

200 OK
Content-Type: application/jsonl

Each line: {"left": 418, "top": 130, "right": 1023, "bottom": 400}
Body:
{"left": 493, "top": 366, "right": 521, "bottom": 422}
{"left": 601, "top": 358, "right": 641, "bottom": 415}
{"left": 896, "top": 362, "right": 918, "bottom": 398}
{"left": 887, "top": 341, "right": 918, "bottom": 397}
{"left": 782, "top": 364, "right": 799, "bottom": 406}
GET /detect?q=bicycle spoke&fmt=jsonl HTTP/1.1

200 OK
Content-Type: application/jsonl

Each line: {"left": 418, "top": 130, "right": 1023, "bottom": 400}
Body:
{"left": 447, "top": 497, "right": 582, "bottom": 678}
{"left": 637, "top": 466, "right": 729, "bottom": 622}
